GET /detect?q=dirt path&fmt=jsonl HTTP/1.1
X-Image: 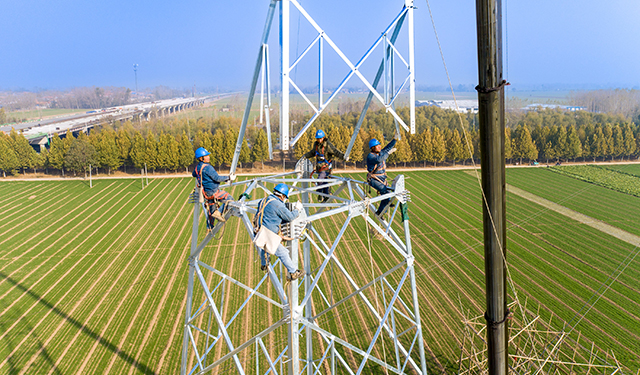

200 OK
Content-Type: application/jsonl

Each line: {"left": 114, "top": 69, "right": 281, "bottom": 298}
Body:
{"left": 506, "top": 184, "right": 640, "bottom": 248}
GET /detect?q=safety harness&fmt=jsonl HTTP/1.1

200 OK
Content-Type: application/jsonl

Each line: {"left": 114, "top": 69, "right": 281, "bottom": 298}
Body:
{"left": 195, "top": 163, "right": 230, "bottom": 201}
{"left": 253, "top": 196, "right": 278, "bottom": 233}
{"left": 314, "top": 142, "right": 333, "bottom": 174}
{"left": 367, "top": 155, "right": 388, "bottom": 186}
{"left": 195, "top": 163, "right": 230, "bottom": 227}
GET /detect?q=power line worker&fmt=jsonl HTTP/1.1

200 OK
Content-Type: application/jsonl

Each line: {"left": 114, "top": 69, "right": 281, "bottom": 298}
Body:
{"left": 252, "top": 183, "right": 304, "bottom": 281}
{"left": 367, "top": 137, "right": 397, "bottom": 218}
{"left": 192, "top": 147, "right": 236, "bottom": 229}
{"left": 302, "top": 129, "right": 345, "bottom": 203}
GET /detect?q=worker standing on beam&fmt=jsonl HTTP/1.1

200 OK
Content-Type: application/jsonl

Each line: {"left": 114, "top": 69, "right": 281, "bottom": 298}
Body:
{"left": 367, "top": 137, "right": 397, "bottom": 219}
{"left": 193, "top": 147, "right": 236, "bottom": 230}
{"left": 253, "top": 183, "right": 304, "bottom": 281}
{"left": 302, "top": 129, "right": 345, "bottom": 203}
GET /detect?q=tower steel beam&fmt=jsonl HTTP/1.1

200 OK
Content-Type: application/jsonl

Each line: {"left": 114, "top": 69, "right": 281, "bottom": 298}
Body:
{"left": 186, "top": 1, "right": 426, "bottom": 373}
{"left": 180, "top": 165, "right": 425, "bottom": 374}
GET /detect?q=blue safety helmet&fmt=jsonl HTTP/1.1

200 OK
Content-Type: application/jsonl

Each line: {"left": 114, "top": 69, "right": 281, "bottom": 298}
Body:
{"left": 195, "top": 147, "right": 210, "bottom": 159}
{"left": 368, "top": 139, "right": 381, "bottom": 148}
{"left": 273, "top": 183, "right": 290, "bottom": 198}
{"left": 315, "top": 129, "right": 326, "bottom": 139}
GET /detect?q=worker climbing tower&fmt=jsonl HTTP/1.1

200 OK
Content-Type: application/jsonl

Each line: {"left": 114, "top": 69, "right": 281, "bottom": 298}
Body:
{"left": 180, "top": 1, "right": 426, "bottom": 374}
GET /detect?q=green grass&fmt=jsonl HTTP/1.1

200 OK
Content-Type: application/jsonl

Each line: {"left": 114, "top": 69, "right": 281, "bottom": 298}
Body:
{"left": 550, "top": 164, "right": 640, "bottom": 197}
{"left": 601, "top": 163, "right": 640, "bottom": 177}
{"left": 1, "top": 169, "right": 639, "bottom": 374}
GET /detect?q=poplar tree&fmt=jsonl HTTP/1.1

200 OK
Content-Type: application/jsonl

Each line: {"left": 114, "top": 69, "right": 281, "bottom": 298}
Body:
{"left": 156, "top": 131, "right": 173, "bottom": 172}
{"left": 591, "top": 126, "right": 607, "bottom": 161}
{"left": 431, "top": 127, "right": 446, "bottom": 166}
{"left": 9, "top": 128, "right": 37, "bottom": 175}
{"left": 446, "top": 129, "right": 465, "bottom": 166}
{"left": 553, "top": 126, "right": 567, "bottom": 161}
{"left": 514, "top": 125, "right": 538, "bottom": 163}
{"left": 48, "top": 134, "right": 65, "bottom": 174}
{"left": 603, "top": 125, "right": 614, "bottom": 160}
{"left": 294, "top": 127, "right": 314, "bottom": 159}
{"left": 96, "top": 129, "right": 121, "bottom": 175}
{"left": 542, "top": 141, "right": 555, "bottom": 164}
{"left": 130, "top": 131, "right": 146, "bottom": 170}
{"left": 622, "top": 123, "right": 637, "bottom": 160}
{"left": 239, "top": 138, "right": 251, "bottom": 168}
{"left": 612, "top": 124, "right": 624, "bottom": 160}
{"left": 145, "top": 132, "right": 159, "bottom": 172}
{"left": 347, "top": 132, "right": 365, "bottom": 167}
{"left": 0, "top": 134, "right": 19, "bottom": 177}
{"left": 221, "top": 129, "right": 237, "bottom": 167}
{"left": 116, "top": 128, "right": 132, "bottom": 172}
{"left": 210, "top": 130, "right": 224, "bottom": 167}
{"left": 178, "top": 131, "right": 194, "bottom": 172}
{"left": 566, "top": 125, "right": 582, "bottom": 161}
{"left": 251, "top": 129, "right": 269, "bottom": 169}
{"left": 389, "top": 132, "right": 413, "bottom": 167}
{"left": 504, "top": 127, "right": 513, "bottom": 163}
{"left": 414, "top": 128, "right": 433, "bottom": 167}
{"left": 65, "top": 136, "right": 97, "bottom": 176}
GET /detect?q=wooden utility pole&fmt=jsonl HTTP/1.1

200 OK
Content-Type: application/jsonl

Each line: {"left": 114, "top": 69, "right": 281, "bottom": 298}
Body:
{"left": 476, "top": 0, "right": 509, "bottom": 373}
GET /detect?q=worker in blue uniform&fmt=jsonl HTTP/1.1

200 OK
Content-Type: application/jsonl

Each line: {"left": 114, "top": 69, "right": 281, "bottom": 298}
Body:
{"left": 253, "top": 183, "right": 304, "bottom": 281}
{"left": 303, "top": 129, "right": 345, "bottom": 202}
{"left": 192, "top": 147, "right": 236, "bottom": 229}
{"left": 366, "top": 138, "right": 397, "bottom": 218}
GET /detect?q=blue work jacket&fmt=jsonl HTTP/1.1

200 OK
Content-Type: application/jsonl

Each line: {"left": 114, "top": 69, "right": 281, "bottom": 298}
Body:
{"left": 367, "top": 139, "right": 396, "bottom": 174}
{"left": 255, "top": 194, "right": 300, "bottom": 233}
{"left": 192, "top": 162, "right": 229, "bottom": 193}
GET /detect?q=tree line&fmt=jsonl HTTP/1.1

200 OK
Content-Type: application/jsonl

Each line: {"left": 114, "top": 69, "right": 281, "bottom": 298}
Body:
{"left": 1, "top": 105, "right": 639, "bottom": 177}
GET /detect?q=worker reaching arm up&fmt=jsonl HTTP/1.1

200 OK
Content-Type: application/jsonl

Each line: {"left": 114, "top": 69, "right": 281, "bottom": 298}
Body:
{"left": 366, "top": 137, "right": 397, "bottom": 219}
{"left": 192, "top": 147, "right": 236, "bottom": 229}
{"left": 253, "top": 183, "right": 305, "bottom": 281}
{"left": 302, "top": 129, "right": 345, "bottom": 202}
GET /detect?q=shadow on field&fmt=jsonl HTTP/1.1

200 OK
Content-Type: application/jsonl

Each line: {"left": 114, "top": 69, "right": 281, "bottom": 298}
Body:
{"left": 0, "top": 271, "right": 157, "bottom": 375}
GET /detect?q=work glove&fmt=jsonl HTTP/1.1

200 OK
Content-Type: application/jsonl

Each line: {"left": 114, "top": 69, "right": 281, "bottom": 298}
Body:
{"left": 294, "top": 201, "right": 304, "bottom": 211}
{"left": 388, "top": 148, "right": 397, "bottom": 155}
{"left": 229, "top": 173, "right": 237, "bottom": 182}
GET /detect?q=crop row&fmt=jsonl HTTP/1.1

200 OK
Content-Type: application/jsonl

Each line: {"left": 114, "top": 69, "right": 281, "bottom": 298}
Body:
{"left": 550, "top": 164, "right": 640, "bottom": 197}
{"left": 507, "top": 167, "right": 640, "bottom": 237}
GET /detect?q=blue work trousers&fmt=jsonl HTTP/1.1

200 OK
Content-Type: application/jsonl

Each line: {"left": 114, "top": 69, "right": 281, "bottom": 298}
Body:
{"left": 260, "top": 244, "right": 297, "bottom": 274}
{"left": 317, "top": 170, "right": 331, "bottom": 196}
{"left": 369, "top": 177, "right": 393, "bottom": 215}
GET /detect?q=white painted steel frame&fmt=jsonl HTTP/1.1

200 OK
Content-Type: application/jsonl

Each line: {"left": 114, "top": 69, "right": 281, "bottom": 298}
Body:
{"left": 180, "top": 168, "right": 426, "bottom": 374}
{"left": 230, "top": 0, "right": 416, "bottom": 175}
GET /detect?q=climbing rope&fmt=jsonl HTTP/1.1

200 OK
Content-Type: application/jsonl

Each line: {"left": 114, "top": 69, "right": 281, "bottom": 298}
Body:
{"left": 364, "top": 203, "right": 390, "bottom": 375}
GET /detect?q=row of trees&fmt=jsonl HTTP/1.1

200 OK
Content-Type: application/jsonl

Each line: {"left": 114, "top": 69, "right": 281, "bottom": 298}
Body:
{"left": 2, "top": 106, "right": 639, "bottom": 177}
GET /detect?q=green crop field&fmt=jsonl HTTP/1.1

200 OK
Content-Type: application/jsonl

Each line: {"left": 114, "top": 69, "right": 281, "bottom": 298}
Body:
{"left": 600, "top": 163, "right": 640, "bottom": 178}
{"left": 1, "top": 167, "right": 639, "bottom": 374}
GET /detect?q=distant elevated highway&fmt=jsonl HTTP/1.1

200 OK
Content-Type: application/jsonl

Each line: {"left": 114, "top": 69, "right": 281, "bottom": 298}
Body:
{"left": 1, "top": 96, "right": 210, "bottom": 150}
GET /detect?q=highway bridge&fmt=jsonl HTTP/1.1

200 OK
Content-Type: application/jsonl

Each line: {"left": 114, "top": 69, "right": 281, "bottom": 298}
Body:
{"left": 1, "top": 96, "right": 209, "bottom": 150}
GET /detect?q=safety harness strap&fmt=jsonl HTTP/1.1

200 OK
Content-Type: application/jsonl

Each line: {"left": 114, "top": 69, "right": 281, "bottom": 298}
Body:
{"left": 254, "top": 197, "right": 278, "bottom": 232}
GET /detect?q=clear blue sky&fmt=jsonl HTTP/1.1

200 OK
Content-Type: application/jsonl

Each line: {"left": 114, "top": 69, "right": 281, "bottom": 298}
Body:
{"left": 1, "top": 0, "right": 639, "bottom": 91}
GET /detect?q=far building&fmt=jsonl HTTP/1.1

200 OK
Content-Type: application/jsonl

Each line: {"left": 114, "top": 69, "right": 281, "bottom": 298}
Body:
{"left": 522, "top": 104, "right": 586, "bottom": 112}
{"left": 416, "top": 99, "right": 479, "bottom": 113}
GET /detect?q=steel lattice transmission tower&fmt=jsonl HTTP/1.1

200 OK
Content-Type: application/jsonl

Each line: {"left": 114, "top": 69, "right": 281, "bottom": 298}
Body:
{"left": 181, "top": 1, "right": 426, "bottom": 374}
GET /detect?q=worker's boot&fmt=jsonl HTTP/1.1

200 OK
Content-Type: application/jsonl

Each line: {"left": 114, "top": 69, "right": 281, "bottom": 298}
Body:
{"left": 211, "top": 209, "right": 226, "bottom": 223}
{"left": 287, "top": 269, "right": 305, "bottom": 281}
